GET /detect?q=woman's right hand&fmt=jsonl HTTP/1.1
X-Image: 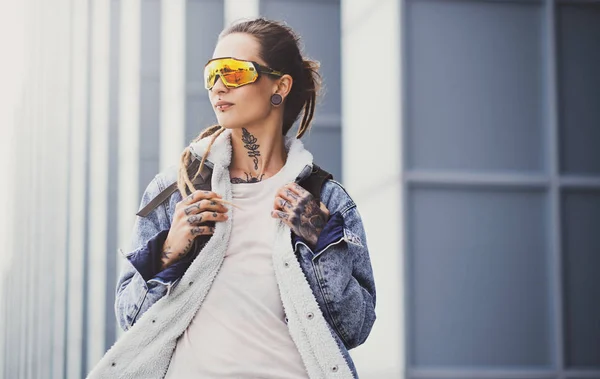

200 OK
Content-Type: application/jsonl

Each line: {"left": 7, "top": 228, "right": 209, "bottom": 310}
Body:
{"left": 160, "top": 190, "right": 228, "bottom": 269}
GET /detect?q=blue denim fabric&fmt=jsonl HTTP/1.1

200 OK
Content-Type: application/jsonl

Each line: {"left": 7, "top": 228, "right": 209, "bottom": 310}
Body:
{"left": 126, "top": 229, "right": 211, "bottom": 284}
{"left": 293, "top": 180, "right": 376, "bottom": 350}
{"left": 114, "top": 165, "right": 377, "bottom": 376}
{"left": 125, "top": 229, "right": 169, "bottom": 282}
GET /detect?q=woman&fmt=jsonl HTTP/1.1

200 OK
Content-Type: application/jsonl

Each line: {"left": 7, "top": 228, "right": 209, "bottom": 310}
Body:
{"left": 87, "top": 18, "right": 376, "bottom": 379}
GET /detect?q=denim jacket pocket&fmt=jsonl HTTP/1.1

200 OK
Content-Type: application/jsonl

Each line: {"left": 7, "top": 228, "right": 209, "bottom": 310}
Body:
{"left": 294, "top": 204, "right": 376, "bottom": 350}
{"left": 127, "top": 284, "right": 149, "bottom": 329}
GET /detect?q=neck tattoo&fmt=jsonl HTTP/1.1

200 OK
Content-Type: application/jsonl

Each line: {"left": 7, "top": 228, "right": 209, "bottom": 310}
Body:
{"left": 242, "top": 128, "right": 261, "bottom": 170}
{"left": 230, "top": 128, "right": 264, "bottom": 184}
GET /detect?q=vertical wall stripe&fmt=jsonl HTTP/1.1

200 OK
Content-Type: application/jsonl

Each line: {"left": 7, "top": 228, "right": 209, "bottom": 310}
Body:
{"left": 545, "top": 0, "right": 564, "bottom": 373}
{"left": 160, "top": 0, "right": 186, "bottom": 171}
{"left": 105, "top": 0, "right": 122, "bottom": 352}
{"left": 183, "top": 0, "right": 223, "bottom": 143}
{"left": 224, "top": 0, "right": 259, "bottom": 25}
{"left": 1, "top": 276, "right": 7, "bottom": 377}
{"left": 32, "top": 1, "right": 46, "bottom": 375}
{"left": 37, "top": 3, "right": 51, "bottom": 374}
{"left": 53, "top": 2, "right": 76, "bottom": 378}
{"left": 45, "top": 1, "right": 72, "bottom": 378}
{"left": 27, "top": 1, "right": 42, "bottom": 376}
{"left": 139, "top": 0, "right": 161, "bottom": 193}
{"left": 117, "top": 0, "right": 141, "bottom": 280}
{"left": 87, "top": 0, "right": 111, "bottom": 370}
{"left": 81, "top": 0, "right": 94, "bottom": 372}
{"left": 66, "top": 0, "right": 90, "bottom": 376}
{"left": 341, "top": 0, "right": 404, "bottom": 377}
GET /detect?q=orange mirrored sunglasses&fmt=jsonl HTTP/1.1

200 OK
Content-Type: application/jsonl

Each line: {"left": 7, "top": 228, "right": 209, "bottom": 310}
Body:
{"left": 204, "top": 57, "right": 284, "bottom": 90}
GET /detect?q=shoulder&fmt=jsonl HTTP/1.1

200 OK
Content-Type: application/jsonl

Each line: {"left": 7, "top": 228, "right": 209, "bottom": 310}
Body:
{"left": 138, "top": 164, "right": 180, "bottom": 219}
{"left": 153, "top": 164, "right": 179, "bottom": 190}
{"left": 320, "top": 179, "right": 357, "bottom": 216}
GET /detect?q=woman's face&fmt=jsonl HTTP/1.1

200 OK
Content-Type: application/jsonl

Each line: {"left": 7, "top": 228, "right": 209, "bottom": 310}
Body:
{"left": 208, "top": 33, "right": 279, "bottom": 130}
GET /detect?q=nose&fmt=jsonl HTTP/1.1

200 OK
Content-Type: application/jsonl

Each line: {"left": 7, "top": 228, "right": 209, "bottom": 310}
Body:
{"left": 210, "top": 74, "right": 228, "bottom": 94}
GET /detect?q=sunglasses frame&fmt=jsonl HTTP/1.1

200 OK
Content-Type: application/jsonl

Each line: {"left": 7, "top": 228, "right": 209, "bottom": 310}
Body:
{"left": 204, "top": 57, "right": 285, "bottom": 90}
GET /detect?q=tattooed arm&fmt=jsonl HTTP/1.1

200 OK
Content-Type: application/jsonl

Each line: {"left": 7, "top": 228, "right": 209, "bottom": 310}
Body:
{"left": 159, "top": 191, "right": 227, "bottom": 269}
{"left": 126, "top": 191, "right": 226, "bottom": 281}
{"left": 115, "top": 176, "right": 227, "bottom": 331}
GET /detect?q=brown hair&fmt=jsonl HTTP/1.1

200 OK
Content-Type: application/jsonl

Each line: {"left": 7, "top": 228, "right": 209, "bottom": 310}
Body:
{"left": 176, "top": 18, "right": 321, "bottom": 197}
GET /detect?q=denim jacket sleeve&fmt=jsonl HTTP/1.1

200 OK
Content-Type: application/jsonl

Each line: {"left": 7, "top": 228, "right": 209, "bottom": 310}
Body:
{"left": 114, "top": 175, "right": 177, "bottom": 331}
{"left": 294, "top": 180, "right": 377, "bottom": 349}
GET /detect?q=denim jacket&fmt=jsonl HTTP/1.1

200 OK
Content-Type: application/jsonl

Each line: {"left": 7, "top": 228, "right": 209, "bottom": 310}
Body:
{"left": 86, "top": 129, "right": 376, "bottom": 379}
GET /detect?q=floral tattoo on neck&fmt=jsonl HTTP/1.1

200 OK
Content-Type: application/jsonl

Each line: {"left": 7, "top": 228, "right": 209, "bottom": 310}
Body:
{"left": 230, "top": 128, "right": 264, "bottom": 183}
{"left": 241, "top": 128, "right": 260, "bottom": 170}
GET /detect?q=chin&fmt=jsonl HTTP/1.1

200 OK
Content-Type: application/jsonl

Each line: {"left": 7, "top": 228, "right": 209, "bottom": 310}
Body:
{"left": 215, "top": 117, "right": 250, "bottom": 131}
{"left": 214, "top": 115, "right": 235, "bottom": 129}
{"left": 216, "top": 121, "right": 242, "bottom": 130}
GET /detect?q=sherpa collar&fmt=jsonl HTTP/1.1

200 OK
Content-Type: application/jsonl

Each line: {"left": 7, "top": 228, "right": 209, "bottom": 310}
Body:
{"left": 188, "top": 128, "right": 314, "bottom": 183}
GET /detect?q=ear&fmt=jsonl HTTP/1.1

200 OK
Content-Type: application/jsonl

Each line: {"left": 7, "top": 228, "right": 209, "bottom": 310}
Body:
{"left": 274, "top": 74, "right": 293, "bottom": 99}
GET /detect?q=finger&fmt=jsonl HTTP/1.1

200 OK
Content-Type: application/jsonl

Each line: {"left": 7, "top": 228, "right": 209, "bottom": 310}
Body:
{"left": 319, "top": 201, "right": 329, "bottom": 211}
{"left": 189, "top": 225, "right": 215, "bottom": 237}
{"left": 278, "top": 187, "right": 300, "bottom": 204}
{"left": 199, "top": 199, "right": 229, "bottom": 213}
{"left": 182, "top": 202, "right": 203, "bottom": 217}
{"left": 319, "top": 201, "right": 330, "bottom": 216}
{"left": 274, "top": 196, "right": 293, "bottom": 211}
{"left": 183, "top": 199, "right": 228, "bottom": 216}
{"left": 271, "top": 210, "right": 292, "bottom": 226}
{"left": 186, "top": 211, "right": 228, "bottom": 225}
{"left": 182, "top": 190, "right": 222, "bottom": 206}
{"left": 285, "top": 182, "right": 310, "bottom": 198}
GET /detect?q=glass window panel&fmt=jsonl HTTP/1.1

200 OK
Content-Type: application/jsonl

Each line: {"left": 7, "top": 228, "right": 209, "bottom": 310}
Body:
{"left": 408, "top": 187, "right": 552, "bottom": 367}
{"left": 563, "top": 190, "right": 600, "bottom": 368}
{"left": 406, "top": 0, "right": 545, "bottom": 173}
{"left": 557, "top": 4, "right": 600, "bottom": 175}
{"left": 261, "top": 0, "right": 341, "bottom": 116}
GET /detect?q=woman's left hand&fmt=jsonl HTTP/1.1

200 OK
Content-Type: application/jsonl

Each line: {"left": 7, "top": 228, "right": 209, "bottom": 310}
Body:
{"left": 272, "top": 182, "right": 330, "bottom": 248}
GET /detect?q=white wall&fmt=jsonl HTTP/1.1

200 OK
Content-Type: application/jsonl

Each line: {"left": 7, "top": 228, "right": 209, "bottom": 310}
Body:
{"left": 341, "top": 0, "right": 405, "bottom": 377}
{"left": 225, "top": 0, "right": 259, "bottom": 26}
{"left": 160, "top": 0, "right": 186, "bottom": 171}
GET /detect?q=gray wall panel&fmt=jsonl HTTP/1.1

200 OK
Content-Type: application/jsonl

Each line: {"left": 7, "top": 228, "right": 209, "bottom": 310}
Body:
{"left": 105, "top": 0, "right": 121, "bottom": 352}
{"left": 139, "top": 0, "right": 161, "bottom": 196}
{"left": 562, "top": 190, "right": 600, "bottom": 368}
{"left": 185, "top": 0, "right": 223, "bottom": 143}
{"left": 408, "top": 187, "right": 551, "bottom": 367}
{"left": 261, "top": 0, "right": 342, "bottom": 180}
{"left": 260, "top": 0, "right": 341, "bottom": 117}
{"left": 557, "top": 4, "right": 600, "bottom": 175}
{"left": 406, "top": 0, "right": 545, "bottom": 173}
{"left": 301, "top": 127, "right": 342, "bottom": 181}
{"left": 186, "top": 95, "right": 218, "bottom": 143}
{"left": 139, "top": 78, "right": 161, "bottom": 187}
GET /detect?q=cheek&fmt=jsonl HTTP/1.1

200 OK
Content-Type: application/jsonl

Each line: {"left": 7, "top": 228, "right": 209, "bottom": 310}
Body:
{"left": 218, "top": 87, "right": 270, "bottom": 124}
{"left": 241, "top": 91, "right": 268, "bottom": 116}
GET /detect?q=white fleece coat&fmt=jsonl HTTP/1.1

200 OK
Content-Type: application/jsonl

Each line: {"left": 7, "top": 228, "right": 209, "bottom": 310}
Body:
{"left": 86, "top": 129, "right": 354, "bottom": 378}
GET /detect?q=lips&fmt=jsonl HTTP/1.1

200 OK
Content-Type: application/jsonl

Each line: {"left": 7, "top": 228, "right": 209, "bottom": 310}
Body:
{"left": 215, "top": 100, "right": 234, "bottom": 111}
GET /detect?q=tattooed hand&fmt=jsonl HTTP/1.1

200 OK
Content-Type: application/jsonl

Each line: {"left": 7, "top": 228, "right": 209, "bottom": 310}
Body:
{"left": 161, "top": 190, "right": 228, "bottom": 270}
{"left": 272, "top": 183, "right": 330, "bottom": 249}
